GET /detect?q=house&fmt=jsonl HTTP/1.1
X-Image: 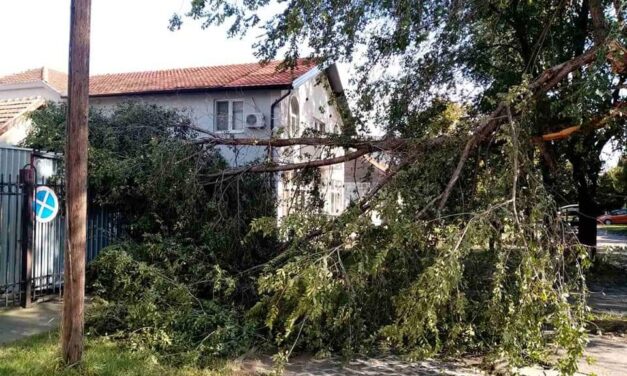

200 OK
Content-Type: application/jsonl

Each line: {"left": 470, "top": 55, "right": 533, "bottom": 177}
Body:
{"left": 0, "top": 62, "right": 385, "bottom": 217}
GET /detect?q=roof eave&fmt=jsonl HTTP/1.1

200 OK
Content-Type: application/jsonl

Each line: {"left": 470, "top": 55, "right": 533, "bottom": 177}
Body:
{"left": 0, "top": 81, "right": 44, "bottom": 92}
{"left": 323, "top": 64, "right": 345, "bottom": 95}
{"left": 292, "top": 65, "right": 324, "bottom": 89}
{"left": 290, "top": 63, "right": 345, "bottom": 96}
{"left": 0, "top": 80, "right": 65, "bottom": 96}
{"left": 70, "top": 83, "right": 294, "bottom": 98}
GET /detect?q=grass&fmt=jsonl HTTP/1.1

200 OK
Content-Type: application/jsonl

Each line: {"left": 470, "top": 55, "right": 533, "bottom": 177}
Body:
{"left": 598, "top": 224, "right": 627, "bottom": 236}
{"left": 0, "top": 332, "right": 248, "bottom": 376}
{"left": 589, "top": 311, "right": 627, "bottom": 334}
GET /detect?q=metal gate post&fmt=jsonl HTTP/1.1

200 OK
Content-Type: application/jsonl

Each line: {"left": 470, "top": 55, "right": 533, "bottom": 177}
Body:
{"left": 20, "top": 168, "right": 35, "bottom": 308}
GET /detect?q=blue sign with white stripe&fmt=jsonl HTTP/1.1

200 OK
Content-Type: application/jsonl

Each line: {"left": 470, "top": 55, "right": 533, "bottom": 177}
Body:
{"left": 34, "top": 186, "right": 59, "bottom": 223}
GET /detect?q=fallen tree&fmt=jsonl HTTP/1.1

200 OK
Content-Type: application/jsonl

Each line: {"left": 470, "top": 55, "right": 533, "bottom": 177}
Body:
{"left": 74, "top": 1, "right": 627, "bottom": 374}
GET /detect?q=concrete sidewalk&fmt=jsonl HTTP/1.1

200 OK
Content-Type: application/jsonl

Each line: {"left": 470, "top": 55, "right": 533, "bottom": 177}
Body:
{"left": 0, "top": 300, "right": 61, "bottom": 345}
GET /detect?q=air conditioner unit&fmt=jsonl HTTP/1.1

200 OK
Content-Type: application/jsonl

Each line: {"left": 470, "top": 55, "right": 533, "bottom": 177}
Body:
{"left": 245, "top": 113, "right": 265, "bottom": 128}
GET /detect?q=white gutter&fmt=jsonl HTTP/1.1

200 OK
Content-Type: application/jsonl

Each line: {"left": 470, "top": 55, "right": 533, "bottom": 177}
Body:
{"left": 0, "top": 81, "right": 65, "bottom": 96}
{"left": 0, "top": 82, "right": 45, "bottom": 92}
{"left": 292, "top": 65, "right": 323, "bottom": 89}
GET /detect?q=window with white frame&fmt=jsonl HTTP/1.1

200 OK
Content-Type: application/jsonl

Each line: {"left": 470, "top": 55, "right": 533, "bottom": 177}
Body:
{"left": 215, "top": 100, "right": 244, "bottom": 132}
{"left": 289, "top": 96, "right": 300, "bottom": 137}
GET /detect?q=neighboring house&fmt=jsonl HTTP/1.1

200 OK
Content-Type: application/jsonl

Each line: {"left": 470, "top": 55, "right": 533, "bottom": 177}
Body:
{"left": 0, "top": 97, "right": 46, "bottom": 145}
{"left": 0, "top": 61, "right": 384, "bottom": 216}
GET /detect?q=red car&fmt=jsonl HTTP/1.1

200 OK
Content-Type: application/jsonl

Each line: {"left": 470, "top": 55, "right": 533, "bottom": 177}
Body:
{"left": 597, "top": 209, "right": 627, "bottom": 225}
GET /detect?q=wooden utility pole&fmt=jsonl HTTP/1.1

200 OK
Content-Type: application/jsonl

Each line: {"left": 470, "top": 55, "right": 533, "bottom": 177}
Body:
{"left": 63, "top": 0, "right": 91, "bottom": 365}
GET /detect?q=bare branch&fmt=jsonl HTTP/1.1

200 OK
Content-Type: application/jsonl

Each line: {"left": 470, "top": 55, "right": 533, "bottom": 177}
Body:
{"left": 194, "top": 135, "right": 409, "bottom": 151}
{"left": 535, "top": 101, "right": 627, "bottom": 142}
{"left": 203, "top": 148, "right": 373, "bottom": 179}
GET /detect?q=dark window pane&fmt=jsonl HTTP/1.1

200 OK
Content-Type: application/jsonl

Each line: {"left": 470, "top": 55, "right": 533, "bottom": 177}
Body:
{"left": 232, "top": 101, "right": 244, "bottom": 130}
{"left": 216, "top": 101, "right": 229, "bottom": 131}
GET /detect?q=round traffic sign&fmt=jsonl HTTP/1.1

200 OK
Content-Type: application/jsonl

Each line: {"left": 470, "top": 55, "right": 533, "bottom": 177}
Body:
{"left": 34, "top": 186, "right": 59, "bottom": 223}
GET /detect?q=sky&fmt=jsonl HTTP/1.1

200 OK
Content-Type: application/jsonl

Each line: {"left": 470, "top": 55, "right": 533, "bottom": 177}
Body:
{"left": 0, "top": 0, "right": 273, "bottom": 76}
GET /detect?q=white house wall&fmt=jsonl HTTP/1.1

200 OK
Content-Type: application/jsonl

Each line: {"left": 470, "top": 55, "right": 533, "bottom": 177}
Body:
{"left": 275, "top": 73, "right": 347, "bottom": 218}
{"left": 0, "top": 84, "right": 62, "bottom": 146}
{"left": 90, "top": 89, "right": 281, "bottom": 166}
{"left": 0, "top": 116, "right": 32, "bottom": 146}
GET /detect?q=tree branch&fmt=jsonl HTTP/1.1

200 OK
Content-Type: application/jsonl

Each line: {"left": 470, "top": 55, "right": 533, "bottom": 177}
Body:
{"left": 194, "top": 135, "right": 408, "bottom": 151}
{"left": 203, "top": 148, "right": 373, "bottom": 179}
{"left": 200, "top": 41, "right": 624, "bottom": 215}
{"left": 589, "top": 0, "right": 608, "bottom": 45}
{"left": 437, "top": 41, "right": 610, "bottom": 211}
{"left": 535, "top": 102, "right": 626, "bottom": 142}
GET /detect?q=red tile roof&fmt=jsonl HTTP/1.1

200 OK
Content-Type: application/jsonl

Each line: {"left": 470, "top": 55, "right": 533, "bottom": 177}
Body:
{"left": 0, "top": 60, "right": 317, "bottom": 97}
{"left": 0, "top": 68, "right": 68, "bottom": 95}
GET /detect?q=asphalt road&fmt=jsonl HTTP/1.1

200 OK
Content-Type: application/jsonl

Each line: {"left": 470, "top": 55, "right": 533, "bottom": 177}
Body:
{"left": 598, "top": 228, "right": 627, "bottom": 248}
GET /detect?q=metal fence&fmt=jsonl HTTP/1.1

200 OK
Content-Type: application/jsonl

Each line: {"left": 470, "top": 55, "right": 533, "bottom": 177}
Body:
{"left": 0, "top": 145, "right": 119, "bottom": 308}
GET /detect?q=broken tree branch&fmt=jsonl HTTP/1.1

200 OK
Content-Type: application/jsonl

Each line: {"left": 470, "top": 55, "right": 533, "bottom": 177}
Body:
{"left": 203, "top": 148, "right": 373, "bottom": 179}
{"left": 436, "top": 41, "right": 618, "bottom": 211}
{"left": 536, "top": 101, "right": 626, "bottom": 142}
{"left": 195, "top": 135, "right": 408, "bottom": 150}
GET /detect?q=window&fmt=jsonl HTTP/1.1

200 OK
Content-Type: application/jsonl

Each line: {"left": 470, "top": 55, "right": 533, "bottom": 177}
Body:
{"left": 215, "top": 100, "right": 244, "bottom": 132}
{"left": 289, "top": 96, "right": 300, "bottom": 137}
{"left": 232, "top": 101, "right": 243, "bottom": 131}
{"left": 314, "top": 119, "right": 326, "bottom": 133}
{"left": 329, "top": 190, "right": 343, "bottom": 215}
{"left": 216, "top": 101, "right": 229, "bottom": 131}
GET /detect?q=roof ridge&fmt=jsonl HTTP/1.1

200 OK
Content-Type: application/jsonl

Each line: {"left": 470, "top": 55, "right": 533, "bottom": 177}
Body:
{"left": 0, "top": 67, "right": 40, "bottom": 80}
{"left": 90, "top": 60, "right": 277, "bottom": 78}
{"left": 2, "top": 59, "right": 312, "bottom": 80}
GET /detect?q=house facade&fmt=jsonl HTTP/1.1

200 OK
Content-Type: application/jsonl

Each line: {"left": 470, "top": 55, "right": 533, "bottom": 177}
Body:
{"left": 0, "top": 62, "right": 384, "bottom": 217}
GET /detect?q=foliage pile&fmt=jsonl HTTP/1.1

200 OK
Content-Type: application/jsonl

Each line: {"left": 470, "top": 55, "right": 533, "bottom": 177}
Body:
{"left": 26, "top": 100, "right": 591, "bottom": 374}
{"left": 248, "top": 108, "right": 590, "bottom": 374}
{"left": 169, "top": 1, "right": 626, "bottom": 371}
{"left": 24, "top": 102, "right": 277, "bottom": 364}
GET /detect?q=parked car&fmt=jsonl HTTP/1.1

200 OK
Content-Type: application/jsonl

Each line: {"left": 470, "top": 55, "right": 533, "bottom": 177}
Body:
{"left": 597, "top": 209, "right": 627, "bottom": 225}
{"left": 558, "top": 204, "right": 580, "bottom": 227}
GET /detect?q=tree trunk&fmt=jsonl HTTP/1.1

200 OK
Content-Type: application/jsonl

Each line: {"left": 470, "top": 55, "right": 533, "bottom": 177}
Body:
{"left": 578, "top": 187, "right": 598, "bottom": 259}
{"left": 62, "top": 0, "right": 91, "bottom": 365}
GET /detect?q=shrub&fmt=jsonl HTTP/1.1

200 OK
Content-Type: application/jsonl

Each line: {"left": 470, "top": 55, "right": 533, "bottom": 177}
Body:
{"left": 87, "top": 243, "right": 256, "bottom": 366}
